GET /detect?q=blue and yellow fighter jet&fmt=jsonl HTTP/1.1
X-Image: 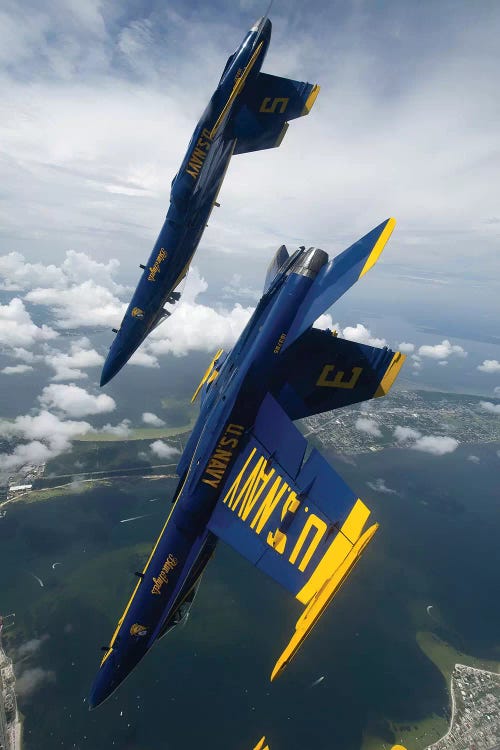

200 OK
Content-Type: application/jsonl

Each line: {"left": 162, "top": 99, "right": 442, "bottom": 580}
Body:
{"left": 99, "top": 16, "right": 319, "bottom": 386}
{"left": 89, "top": 218, "right": 405, "bottom": 708}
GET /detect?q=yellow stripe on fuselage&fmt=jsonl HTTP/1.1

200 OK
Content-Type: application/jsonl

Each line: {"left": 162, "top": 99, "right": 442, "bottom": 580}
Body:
{"left": 210, "top": 42, "right": 263, "bottom": 140}
{"left": 100, "top": 431, "right": 205, "bottom": 665}
{"left": 358, "top": 217, "right": 396, "bottom": 279}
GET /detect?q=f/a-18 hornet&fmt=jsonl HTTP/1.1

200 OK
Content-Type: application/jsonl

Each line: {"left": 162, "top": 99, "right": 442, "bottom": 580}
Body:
{"left": 100, "top": 16, "right": 319, "bottom": 386}
{"left": 90, "top": 217, "right": 406, "bottom": 708}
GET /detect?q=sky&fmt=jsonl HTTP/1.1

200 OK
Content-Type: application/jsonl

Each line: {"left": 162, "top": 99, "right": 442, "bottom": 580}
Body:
{"left": 1, "top": 0, "right": 500, "bottom": 475}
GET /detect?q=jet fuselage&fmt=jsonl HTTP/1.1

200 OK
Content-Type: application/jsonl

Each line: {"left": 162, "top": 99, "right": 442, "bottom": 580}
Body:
{"left": 89, "top": 246, "right": 324, "bottom": 708}
{"left": 100, "top": 19, "right": 272, "bottom": 386}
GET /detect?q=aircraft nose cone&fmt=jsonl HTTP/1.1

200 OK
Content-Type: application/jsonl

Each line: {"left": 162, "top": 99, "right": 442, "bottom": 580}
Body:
{"left": 100, "top": 355, "right": 120, "bottom": 387}
{"left": 88, "top": 655, "right": 121, "bottom": 710}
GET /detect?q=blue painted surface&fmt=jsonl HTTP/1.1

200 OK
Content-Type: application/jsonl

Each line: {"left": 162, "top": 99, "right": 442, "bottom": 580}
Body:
{"left": 89, "top": 217, "right": 400, "bottom": 708}
{"left": 100, "top": 17, "right": 318, "bottom": 385}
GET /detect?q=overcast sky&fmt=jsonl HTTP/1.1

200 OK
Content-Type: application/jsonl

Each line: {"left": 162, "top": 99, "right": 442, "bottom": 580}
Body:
{"left": 1, "top": 0, "right": 499, "bottom": 474}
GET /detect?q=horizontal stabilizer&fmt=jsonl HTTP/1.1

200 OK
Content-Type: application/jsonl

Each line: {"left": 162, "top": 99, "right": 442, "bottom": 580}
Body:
{"left": 271, "top": 329, "right": 405, "bottom": 419}
{"left": 282, "top": 219, "right": 396, "bottom": 351}
{"left": 207, "top": 394, "right": 377, "bottom": 678}
{"left": 231, "top": 72, "right": 319, "bottom": 154}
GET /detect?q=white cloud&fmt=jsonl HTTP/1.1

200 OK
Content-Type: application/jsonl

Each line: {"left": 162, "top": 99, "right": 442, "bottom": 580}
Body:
{"left": 16, "top": 667, "right": 55, "bottom": 698}
{"left": 494, "top": 386, "right": 500, "bottom": 396}
{"left": 398, "top": 342, "right": 415, "bottom": 353}
{"left": 480, "top": 400, "right": 500, "bottom": 415}
{"left": 0, "top": 410, "right": 94, "bottom": 473}
{"left": 411, "top": 354, "right": 422, "bottom": 370}
{"left": 150, "top": 440, "right": 180, "bottom": 460}
{"left": 17, "top": 635, "right": 49, "bottom": 658}
{"left": 100, "top": 419, "right": 132, "bottom": 437}
{"left": 418, "top": 339, "right": 467, "bottom": 360}
{"left": 26, "top": 280, "right": 125, "bottom": 329}
{"left": 313, "top": 313, "right": 338, "bottom": 331}
{"left": 342, "top": 324, "right": 387, "bottom": 348}
{"left": 128, "top": 349, "right": 160, "bottom": 368}
{"left": 0, "top": 298, "right": 58, "bottom": 349}
{"left": 394, "top": 425, "right": 460, "bottom": 454}
{"left": 467, "top": 455, "right": 480, "bottom": 464}
{"left": 147, "top": 269, "right": 254, "bottom": 358}
{"left": 355, "top": 417, "right": 382, "bottom": 437}
{"left": 438, "top": 360, "right": 448, "bottom": 366}
{"left": 367, "top": 478, "right": 398, "bottom": 494}
{"left": 39, "top": 384, "right": 115, "bottom": 417}
{"left": 1, "top": 364, "right": 33, "bottom": 375}
{"left": 44, "top": 339, "right": 104, "bottom": 381}
{"left": 0, "top": 250, "right": 125, "bottom": 294}
{"left": 394, "top": 426, "right": 423, "bottom": 442}
{"left": 142, "top": 412, "right": 165, "bottom": 427}
{"left": 478, "top": 359, "right": 500, "bottom": 374}
{"left": 412, "top": 435, "right": 459, "bottom": 455}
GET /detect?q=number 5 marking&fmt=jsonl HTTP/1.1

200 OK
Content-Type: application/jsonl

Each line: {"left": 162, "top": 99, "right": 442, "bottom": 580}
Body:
{"left": 259, "top": 97, "right": 289, "bottom": 114}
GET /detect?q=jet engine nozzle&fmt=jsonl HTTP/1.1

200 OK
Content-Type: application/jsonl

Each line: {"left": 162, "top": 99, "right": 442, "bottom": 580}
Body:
{"left": 290, "top": 247, "right": 328, "bottom": 279}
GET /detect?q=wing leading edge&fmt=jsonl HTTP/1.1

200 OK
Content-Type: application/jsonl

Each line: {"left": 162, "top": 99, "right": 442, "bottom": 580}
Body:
{"left": 207, "top": 393, "right": 378, "bottom": 680}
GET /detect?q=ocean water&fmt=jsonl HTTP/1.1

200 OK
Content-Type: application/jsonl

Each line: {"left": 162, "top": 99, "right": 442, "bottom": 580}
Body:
{"left": 1, "top": 441, "right": 499, "bottom": 750}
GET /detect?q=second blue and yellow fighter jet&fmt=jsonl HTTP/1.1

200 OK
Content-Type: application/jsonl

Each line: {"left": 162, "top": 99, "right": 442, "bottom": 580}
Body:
{"left": 89, "top": 217, "right": 405, "bottom": 708}
{"left": 100, "top": 15, "right": 319, "bottom": 386}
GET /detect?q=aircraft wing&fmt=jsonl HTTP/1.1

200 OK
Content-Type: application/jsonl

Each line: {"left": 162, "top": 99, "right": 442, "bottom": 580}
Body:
{"left": 270, "top": 328, "right": 405, "bottom": 419}
{"left": 206, "top": 393, "right": 378, "bottom": 680}
{"left": 230, "top": 72, "right": 319, "bottom": 154}
{"left": 282, "top": 218, "right": 396, "bottom": 351}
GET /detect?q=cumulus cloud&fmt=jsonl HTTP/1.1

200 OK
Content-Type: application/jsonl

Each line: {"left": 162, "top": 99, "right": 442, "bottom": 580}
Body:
{"left": 146, "top": 269, "right": 254, "bottom": 358}
{"left": 17, "top": 635, "right": 49, "bottom": 658}
{"left": 478, "top": 359, "right": 500, "bottom": 374}
{"left": 467, "top": 455, "right": 480, "bottom": 464}
{"left": 394, "top": 425, "right": 458, "bottom": 454}
{"left": 494, "top": 386, "right": 500, "bottom": 396}
{"left": 411, "top": 355, "right": 422, "bottom": 370}
{"left": 412, "top": 435, "right": 459, "bottom": 455}
{"left": 398, "top": 342, "right": 415, "bottom": 353}
{"left": 26, "top": 280, "right": 125, "bottom": 329}
{"left": 16, "top": 667, "right": 55, "bottom": 698}
{"left": 142, "top": 412, "right": 165, "bottom": 427}
{"left": 366, "top": 478, "right": 398, "bottom": 494}
{"left": 0, "top": 409, "right": 95, "bottom": 474}
{"left": 44, "top": 338, "right": 104, "bottom": 380}
{"left": 342, "top": 324, "right": 387, "bottom": 348}
{"left": 150, "top": 440, "right": 180, "bottom": 459}
{"left": 480, "top": 400, "right": 500, "bottom": 415}
{"left": 394, "top": 425, "right": 422, "bottom": 443}
{"left": 0, "top": 298, "right": 57, "bottom": 349}
{"left": 418, "top": 339, "right": 467, "bottom": 360}
{"left": 100, "top": 419, "right": 132, "bottom": 437}
{"left": 1, "top": 364, "right": 33, "bottom": 375}
{"left": 39, "top": 384, "right": 115, "bottom": 417}
{"left": 0, "top": 250, "right": 126, "bottom": 294}
{"left": 355, "top": 417, "right": 382, "bottom": 437}
{"left": 129, "top": 349, "right": 160, "bottom": 368}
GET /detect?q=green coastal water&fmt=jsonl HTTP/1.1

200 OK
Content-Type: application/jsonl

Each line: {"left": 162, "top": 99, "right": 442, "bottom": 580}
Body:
{"left": 1, "top": 440, "right": 499, "bottom": 750}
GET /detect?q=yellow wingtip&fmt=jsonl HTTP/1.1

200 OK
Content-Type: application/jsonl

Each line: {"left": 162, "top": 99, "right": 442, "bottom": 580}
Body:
{"left": 253, "top": 737, "right": 269, "bottom": 750}
{"left": 374, "top": 351, "right": 406, "bottom": 398}
{"left": 270, "top": 520, "right": 379, "bottom": 681}
{"left": 302, "top": 84, "right": 320, "bottom": 115}
{"left": 359, "top": 217, "right": 397, "bottom": 279}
